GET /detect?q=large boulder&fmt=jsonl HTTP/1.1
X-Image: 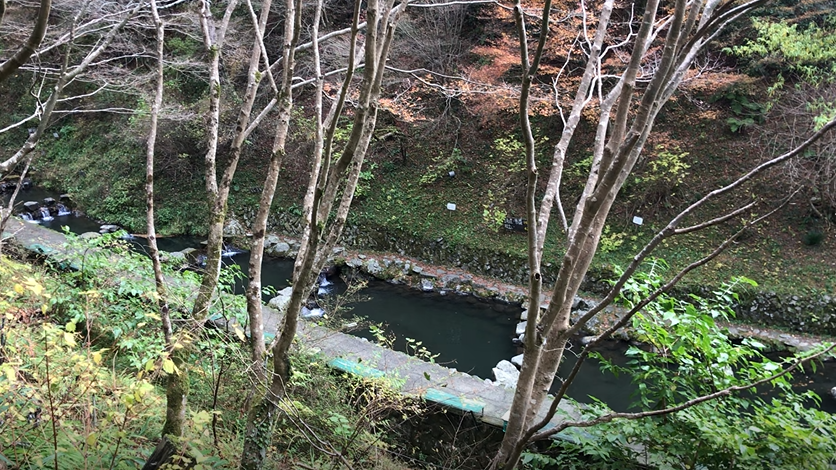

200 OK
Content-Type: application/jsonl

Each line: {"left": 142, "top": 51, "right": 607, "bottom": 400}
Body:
{"left": 510, "top": 354, "right": 524, "bottom": 367}
{"left": 79, "top": 232, "right": 101, "bottom": 240}
{"left": 179, "top": 247, "right": 199, "bottom": 264}
{"left": 267, "top": 241, "right": 291, "bottom": 257}
{"left": 364, "top": 258, "right": 383, "bottom": 276}
{"left": 267, "top": 286, "right": 293, "bottom": 314}
{"left": 99, "top": 224, "right": 120, "bottom": 233}
{"left": 264, "top": 234, "right": 281, "bottom": 248}
{"left": 492, "top": 360, "right": 519, "bottom": 389}
{"left": 223, "top": 218, "right": 247, "bottom": 237}
{"left": 23, "top": 201, "right": 39, "bottom": 212}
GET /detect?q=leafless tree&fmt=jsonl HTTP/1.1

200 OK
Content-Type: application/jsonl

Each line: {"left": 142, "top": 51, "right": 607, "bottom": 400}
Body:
{"left": 755, "top": 83, "right": 836, "bottom": 221}
{"left": 240, "top": 0, "right": 411, "bottom": 466}
{"left": 492, "top": 0, "right": 836, "bottom": 468}
{"left": 0, "top": 0, "right": 51, "bottom": 82}
{"left": 0, "top": 0, "right": 144, "bottom": 252}
{"left": 0, "top": 0, "right": 149, "bottom": 175}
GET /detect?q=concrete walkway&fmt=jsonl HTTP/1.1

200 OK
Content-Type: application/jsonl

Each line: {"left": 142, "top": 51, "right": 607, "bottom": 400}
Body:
{"left": 3, "top": 218, "right": 584, "bottom": 439}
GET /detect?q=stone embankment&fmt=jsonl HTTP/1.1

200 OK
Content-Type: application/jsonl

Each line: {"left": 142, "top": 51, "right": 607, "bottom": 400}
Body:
{"left": 3, "top": 218, "right": 591, "bottom": 442}
{"left": 226, "top": 210, "right": 836, "bottom": 337}
{"left": 244, "top": 229, "right": 835, "bottom": 358}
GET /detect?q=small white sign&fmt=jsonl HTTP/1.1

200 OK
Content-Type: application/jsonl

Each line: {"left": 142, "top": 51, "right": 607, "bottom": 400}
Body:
{"left": 446, "top": 203, "right": 457, "bottom": 211}
{"left": 632, "top": 216, "right": 644, "bottom": 225}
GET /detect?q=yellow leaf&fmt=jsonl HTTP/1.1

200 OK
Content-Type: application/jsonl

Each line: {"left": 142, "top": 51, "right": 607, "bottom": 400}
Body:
{"left": 65, "top": 321, "right": 76, "bottom": 333}
{"left": 86, "top": 432, "right": 97, "bottom": 447}
{"left": 24, "top": 278, "right": 43, "bottom": 296}
{"left": 145, "top": 359, "right": 156, "bottom": 372}
{"left": 13, "top": 284, "right": 24, "bottom": 295}
{"left": 63, "top": 332, "right": 77, "bottom": 347}
{"left": 232, "top": 324, "right": 246, "bottom": 342}
{"left": 92, "top": 351, "right": 103, "bottom": 365}
{"left": 3, "top": 365, "right": 15, "bottom": 383}
{"left": 162, "top": 358, "right": 175, "bottom": 374}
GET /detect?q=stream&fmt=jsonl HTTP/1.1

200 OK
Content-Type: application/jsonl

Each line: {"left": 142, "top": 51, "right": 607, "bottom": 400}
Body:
{"left": 4, "top": 186, "right": 836, "bottom": 413}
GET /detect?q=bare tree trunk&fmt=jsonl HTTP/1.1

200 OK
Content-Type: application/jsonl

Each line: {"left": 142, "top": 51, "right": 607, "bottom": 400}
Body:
{"left": 0, "top": 0, "right": 51, "bottom": 83}
{"left": 240, "top": 1, "right": 409, "bottom": 467}
{"left": 495, "top": 0, "right": 773, "bottom": 467}
{"left": 159, "top": 0, "right": 244, "bottom": 445}
{"left": 140, "top": 3, "right": 182, "bottom": 466}
{"left": 244, "top": 0, "right": 300, "bottom": 387}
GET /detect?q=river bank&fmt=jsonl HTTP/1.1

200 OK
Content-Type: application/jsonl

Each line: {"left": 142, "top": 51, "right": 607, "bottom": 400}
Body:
{"left": 4, "top": 183, "right": 834, "bottom": 354}
{"left": 5, "top": 185, "right": 835, "bottom": 412}
{"left": 243, "top": 229, "right": 836, "bottom": 357}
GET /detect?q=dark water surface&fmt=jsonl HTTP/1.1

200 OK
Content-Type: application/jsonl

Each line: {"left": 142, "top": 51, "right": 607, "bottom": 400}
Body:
{"left": 5, "top": 186, "right": 836, "bottom": 413}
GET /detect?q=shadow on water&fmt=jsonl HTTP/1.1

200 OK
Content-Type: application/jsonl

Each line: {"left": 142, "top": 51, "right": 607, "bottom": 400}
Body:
{"left": 6, "top": 186, "right": 836, "bottom": 414}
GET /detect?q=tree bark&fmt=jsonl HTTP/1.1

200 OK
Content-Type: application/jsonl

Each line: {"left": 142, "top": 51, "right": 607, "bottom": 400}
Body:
{"left": 495, "top": 1, "right": 773, "bottom": 467}
{"left": 0, "top": 0, "right": 51, "bottom": 83}
{"left": 241, "top": 1, "right": 409, "bottom": 467}
{"left": 244, "top": 0, "right": 300, "bottom": 388}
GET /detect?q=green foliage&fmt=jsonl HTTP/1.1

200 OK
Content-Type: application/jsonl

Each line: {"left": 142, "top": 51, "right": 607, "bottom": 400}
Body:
{"left": 419, "top": 147, "right": 467, "bottom": 185}
{"left": 166, "top": 36, "right": 202, "bottom": 58}
{"left": 491, "top": 136, "right": 526, "bottom": 173}
{"left": 598, "top": 225, "right": 625, "bottom": 253}
{"left": 404, "top": 337, "right": 439, "bottom": 363}
{"left": 271, "top": 349, "right": 422, "bottom": 469}
{"left": 355, "top": 162, "right": 378, "bottom": 198}
{"left": 482, "top": 190, "right": 507, "bottom": 233}
{"left": 639, "top": 146, "right": 690, "bottom": 190}
{"left": 712, "top": 88, "right": 768, "bottom": 133}
{"left": 580, "top": 262, "right": 836, "bottom": 469}
{"left": 566, "top": 155, "right": 593, "bottom": 179}
{"left": 0, "top": 257, "right": 164, "bottom": 469}
{"left": 729, "top": 16, "right": 836, "bottom": 82}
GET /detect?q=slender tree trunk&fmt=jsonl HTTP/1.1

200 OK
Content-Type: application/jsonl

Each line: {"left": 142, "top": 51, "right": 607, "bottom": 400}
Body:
{"left": 0, "top": 0, "right": 51, "bottom": 83}
{"left": 495, "top": 1, "right": 774, "bottom": 467}
{"left": 141, "top": 1, "right": 180, "bottom": 466}
{"left": 241, "top": 1, "right": 409, "bottom": 467}
{"left": 245, "top": 0, "right": 300, "bottom": 386}
{"left": 162, "top": 0, "right": 276, "bottom": 442}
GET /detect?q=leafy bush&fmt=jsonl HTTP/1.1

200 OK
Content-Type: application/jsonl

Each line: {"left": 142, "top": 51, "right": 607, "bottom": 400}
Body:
{"left": 0, "top": 257, "right": 164, "bottom": 469}
{"left": 523, "top": 263, "right": 836, "bottom": 469}
{"left": 728, "top": 16, "right": 836, "bottom": 82}
{"left": 803, "top": 229, "right": 824, "bottom": 246}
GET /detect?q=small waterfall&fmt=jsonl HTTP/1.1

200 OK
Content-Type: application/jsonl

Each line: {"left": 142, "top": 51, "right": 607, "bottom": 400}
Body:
{"left": 19, "top": 212, "right": 33, "bottom": 221}
{"left": 301, "top": 306, "right": 325, "bottom": 319}
{"left": 220, "top": 244, "right": 246, "bottom": 258}
{"left": 56, "top": 204, "right": 72, "bottom": 217}
{"left": 316, "top": 273, "right": 334, "bottom": 297}
{"left": 39, "top": 207, "right": 54, "bottom": 222}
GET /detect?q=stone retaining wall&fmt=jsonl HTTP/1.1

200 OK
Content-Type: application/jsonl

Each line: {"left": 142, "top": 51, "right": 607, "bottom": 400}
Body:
{"left": 235, "top": 211, "right": 836, "bottom": 337}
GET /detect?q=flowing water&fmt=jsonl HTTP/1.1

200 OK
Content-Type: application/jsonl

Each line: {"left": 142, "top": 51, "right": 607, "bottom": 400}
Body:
{"left": 4, "top": 186, "right": 835, "bottom": 413}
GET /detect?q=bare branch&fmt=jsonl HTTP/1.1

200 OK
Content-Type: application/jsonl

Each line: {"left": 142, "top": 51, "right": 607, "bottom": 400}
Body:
{"left": 0, "top": 0, "right": 51, "bottom": 82}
